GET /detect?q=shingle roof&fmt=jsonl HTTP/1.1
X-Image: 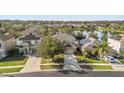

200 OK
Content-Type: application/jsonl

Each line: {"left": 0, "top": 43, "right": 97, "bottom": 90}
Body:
{"left": 16, "top": 28, "right": 42, "bottom": 40}
{"left": 0, "top": 34, "right": 14, "bottom": 41}
{"left": 19, "top": 33, "right": 40, "bottom": 40}
{"left": 110, "top": 34, "right": 124, "bottom": 42}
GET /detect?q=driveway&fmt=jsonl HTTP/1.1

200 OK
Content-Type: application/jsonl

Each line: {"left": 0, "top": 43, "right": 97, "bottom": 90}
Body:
{"left": 110, "top": 63, "right": 124, "bottom": 71}
{"left": 63, "top": 47, "right": 82, "bottom": 71}
{"left": 20, "top": 56, "right": 41, "bottom": 73}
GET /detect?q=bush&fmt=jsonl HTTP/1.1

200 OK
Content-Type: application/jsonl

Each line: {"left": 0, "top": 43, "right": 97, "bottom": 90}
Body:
{"left": 7, "top": 48, "right": 20, "bottom": 57}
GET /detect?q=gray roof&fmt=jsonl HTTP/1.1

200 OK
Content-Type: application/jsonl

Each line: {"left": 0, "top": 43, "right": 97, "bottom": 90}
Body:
{"left": 110, "top": 34, "right": 124, "bottom": 42}
{"left": 16, "top": 28, "right": 42, "bottom": 40}
{"left": 0, "top": 34, "right": 14, "bottom": 41}
{"left": 19, "top": 33, "right": 40, "bottom": 40}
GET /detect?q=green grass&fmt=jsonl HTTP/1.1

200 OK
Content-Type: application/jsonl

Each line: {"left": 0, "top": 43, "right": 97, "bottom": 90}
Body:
{"left": 41, "top": 54, "right": 64, "bottom": 64}
{"left": 75, "top": 49, "right": 107, "bottom": 64}
{"left": 118, "top": 59, "right": 124, "bottom": 63}
{"left": 91, "top": 65, "right": 113, "bottom": 70}
{"left": 0, "top": 56, "right": 27, "bottom": 67}
{"left": 0, "top": 67, "right": 23, "bottom": 73}
{"left": 40, "top": 65, "right": 63, "bottom": 70}
{"left": 100, "top": 28, "right": 124, "bottom": 33}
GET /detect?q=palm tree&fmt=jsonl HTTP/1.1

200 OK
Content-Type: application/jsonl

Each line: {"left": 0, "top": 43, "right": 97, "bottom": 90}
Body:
{"left": 99, "top": 31, "right": 108, "bottom": 58}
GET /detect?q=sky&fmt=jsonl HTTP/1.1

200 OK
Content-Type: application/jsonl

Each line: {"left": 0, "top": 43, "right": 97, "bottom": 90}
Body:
{"left": 0, "top": 15, "right": 124, "bottom": 21}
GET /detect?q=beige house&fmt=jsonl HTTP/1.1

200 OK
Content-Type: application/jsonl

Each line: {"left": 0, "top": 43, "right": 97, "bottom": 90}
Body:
{"left": 80, "top": 37, "right": 97, "bottom": 52}
{"left": 0, "top": 34, "right": 15, "bottom": 59}
{"left": 53, "top": 32, "right": 79, "bottom": 52}
{"left": 108, "top": 34, "right": 124, "bottom": 55}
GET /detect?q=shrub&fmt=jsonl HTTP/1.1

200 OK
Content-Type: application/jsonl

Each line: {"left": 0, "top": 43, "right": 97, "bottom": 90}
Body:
{"left": 7, "top": 48, "right": 20, "bottom": 57}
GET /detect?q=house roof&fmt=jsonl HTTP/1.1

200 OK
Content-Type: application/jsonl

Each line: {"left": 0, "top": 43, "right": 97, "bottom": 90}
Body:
{"left": 0, "top": 34, "right": 14, "bottom": 41}
{"left": 110, "top": 34, "right": 124, "bottom": 42}
{"left": 80, "top": 37, "right": 97, "bottom": 50}
{"left": 16, "top": 28, "right": 41, "bottom": 40}
{"left": 54, "top": 32, "right": 76, "bottom": 43}
{"left": 80, "top": 37, "right": 96, "bottom": 45}
{"left": 19, "top": 33, "right": 40, "bottom": 40}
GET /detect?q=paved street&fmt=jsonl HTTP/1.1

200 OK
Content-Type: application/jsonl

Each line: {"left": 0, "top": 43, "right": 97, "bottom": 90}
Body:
{"left": 1, "top": 71, "right": 124, "bottom": 77}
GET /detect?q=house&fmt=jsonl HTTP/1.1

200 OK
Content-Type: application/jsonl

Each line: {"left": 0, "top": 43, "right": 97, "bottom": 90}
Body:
{"left": 53, "top": 32, "right": 79, "bottom": 52}
{"left": 15, "top": 28, "right": 42, "bottom": 55}
{"left": 0, "top": 34, "right": 15, "bottom": 59}
{"left": 108, "top": 34, "right": 124, "bottom": 55}
{"left": 79, "top": 37, "right": 97, "bottom": 52}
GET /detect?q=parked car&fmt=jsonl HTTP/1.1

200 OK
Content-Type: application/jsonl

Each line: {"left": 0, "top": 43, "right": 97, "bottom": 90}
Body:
{"left": 104, "top": 56, "right": 121, "bottom": 64}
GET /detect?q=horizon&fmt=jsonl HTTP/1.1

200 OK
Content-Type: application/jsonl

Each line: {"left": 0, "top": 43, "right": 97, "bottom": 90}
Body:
{"left": 0, "top": 15, "right": 124, "bottom": 21}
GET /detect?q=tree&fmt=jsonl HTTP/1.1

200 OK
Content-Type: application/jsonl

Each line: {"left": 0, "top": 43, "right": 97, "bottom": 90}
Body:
{"left": 37, "top": 36, "right": 66, "bottom": 61}
{"left": 99, "top": 31, "right": 108, "bottom": 57}
{"left": 74, "top": 32, "right": 86, "bottom": 40}
{"left": 89, "top": 32, "right": 98, "bottom": 39}
{"left": 0, "top": 22, "right": 2, "bottom": 28}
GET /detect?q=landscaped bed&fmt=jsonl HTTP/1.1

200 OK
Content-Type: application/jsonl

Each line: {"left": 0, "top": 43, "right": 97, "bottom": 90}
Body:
{"left": 0, "top": 67, "right": 23, "bottom": 73}
{"left": 40, "top": 65, "right": 63, "bottom": 70}
{"left": 0, "top": 56, "right": 27, "bottom": 67}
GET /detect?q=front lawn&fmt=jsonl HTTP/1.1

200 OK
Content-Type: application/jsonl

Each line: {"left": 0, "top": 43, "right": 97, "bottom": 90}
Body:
{"left": 0, "top": 56, "right": 27, "bottom": 67}
{"left": 91, "top": 65, "right": 113, "bottom": 70}
{"left": 0, "top": 67, "right": 23, "bottom": 73}
{"left": 80, "top": 65, "right": 113, "bottom": 70}
{"left": 41, "top": 54, "right": 64, "bottom": 64}
{"left": 75, "top": 49, "right": 107, "bottom": 64}
{"left": 40, "top": 65, "right": 63, "bottom": 70}
{"left": 118, "top": 59, "right": 124, "bottom": 63}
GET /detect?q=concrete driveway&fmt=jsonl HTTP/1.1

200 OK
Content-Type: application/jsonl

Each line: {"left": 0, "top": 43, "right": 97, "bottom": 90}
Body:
{"left": 63, "top": 48, "right": 82, "bottom": 71}
{"left": 20, "top": 56, "right": 41, "bottom": 73}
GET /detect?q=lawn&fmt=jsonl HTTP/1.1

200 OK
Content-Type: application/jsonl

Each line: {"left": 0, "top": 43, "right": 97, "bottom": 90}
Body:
{"left": 80, "top": 65, "right": 113, "bottom": 70}
{"left": 100, "top": 28, "right": 124, "bottom": 34}
{"left": 118, "top": 58, "right": 124, "bottom": 63}
{"left": 0, "top": 67, "right": 23, "bottom": 73}
{"left": 75, "top": 49, "right": 107, "bottom": 64}
{"left": 0, "top": 56, "right": 27, "bottom": 67}
{"left": 91, "top": 65, "right": 113, "bottom": 70}
{"left": 40, "top": 65, "right": 63, "bottom": 70}
{"left": 41, "top": 54, "right": 64, "bottom": 64}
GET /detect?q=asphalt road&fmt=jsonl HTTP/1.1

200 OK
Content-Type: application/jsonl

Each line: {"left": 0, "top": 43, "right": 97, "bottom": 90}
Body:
{"left": 1, "top": 71, "right": 124, "bottom": 77}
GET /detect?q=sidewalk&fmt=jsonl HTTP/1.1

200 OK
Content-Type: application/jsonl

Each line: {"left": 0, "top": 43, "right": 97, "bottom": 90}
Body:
{"left": 41, "top": 63, "right": 110, "bottom": 65}
{"left": 0, "top": 65, "right": 24, "bottom": 69}
{"left": 20, "top": 56, "right": 41, "bottom": 73}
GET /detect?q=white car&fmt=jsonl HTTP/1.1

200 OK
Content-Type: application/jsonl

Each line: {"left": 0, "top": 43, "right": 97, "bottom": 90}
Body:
{"left": 104, "top": 56, "right": 121, "bottom": 64}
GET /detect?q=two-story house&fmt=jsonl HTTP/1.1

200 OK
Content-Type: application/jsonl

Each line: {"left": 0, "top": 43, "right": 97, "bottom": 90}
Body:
{"left": 53, "top": 32, "right": 79, "bottom": 52}
{"left": 15, "top": 28, "right": 42, "bottom": 55}
{"left": 0, "top": 34, "right": 15, "bottom": 59}
{"left": 108, "top": 34, "right": 124, "bottom": 55}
